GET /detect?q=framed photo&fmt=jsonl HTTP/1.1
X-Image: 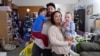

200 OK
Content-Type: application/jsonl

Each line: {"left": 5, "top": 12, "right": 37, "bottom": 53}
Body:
{"left": 57, "top": 8, "right": 60, "bottom": 11}
{"left": 0, "top": 0, "right": 3, "bottom": 6}
{"left": 87, "top": 5, "right": 93, "bottom": 15}
{"left": 0, "top": 0, "right": 2, "bottom": 4}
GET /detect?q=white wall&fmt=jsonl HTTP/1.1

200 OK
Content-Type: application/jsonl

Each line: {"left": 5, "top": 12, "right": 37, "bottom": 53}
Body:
{"left": 12, "top": 0, "right": 78, "bottom": 6}
{"left": 56, "top": 4, "right": 74, "bottom": 21}
{"left": 79, "top": 0, "right": 100, "bottom": 32}
{"left": 12, "top": 0, "right": 75, "bottom": 21}
{"left": 0, "top": 0, "right": 2, "bottom": 4}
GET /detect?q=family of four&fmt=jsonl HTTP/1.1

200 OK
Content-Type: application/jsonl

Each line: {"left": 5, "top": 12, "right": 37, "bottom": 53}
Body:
{"left": 32, "top": 2, "right": 79, "bottom": 56}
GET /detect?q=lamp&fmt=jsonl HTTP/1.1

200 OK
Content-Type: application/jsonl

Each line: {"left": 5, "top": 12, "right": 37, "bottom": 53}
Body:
{"left": 26, "top": 8, "right": 30, "bottom": 13}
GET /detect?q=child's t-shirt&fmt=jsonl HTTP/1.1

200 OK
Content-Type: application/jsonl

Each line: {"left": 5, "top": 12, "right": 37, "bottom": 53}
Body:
{"left": 62, "top": 21, "right": 75, "bottom": 37}
{"left": 70, "top": 21, "right": 75, "bottom": 35}
{"left": 32, "top": 15, "right": 46, "bottom": 32}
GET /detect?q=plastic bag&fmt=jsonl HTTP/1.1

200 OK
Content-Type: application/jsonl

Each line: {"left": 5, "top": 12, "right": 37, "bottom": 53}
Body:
{"left": 19, "top": 42, "right": 34, "bottom": 56}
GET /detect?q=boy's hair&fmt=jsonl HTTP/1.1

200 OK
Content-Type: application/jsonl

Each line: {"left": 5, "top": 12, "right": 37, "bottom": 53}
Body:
{"left": 65, "top": 12, "right": 72, "bottom": 16}
{"left": 46, "top": 2, "right": 56, "bottom": 9}
{"left": 38, "top": 8, "right": 47, "bottom": 15}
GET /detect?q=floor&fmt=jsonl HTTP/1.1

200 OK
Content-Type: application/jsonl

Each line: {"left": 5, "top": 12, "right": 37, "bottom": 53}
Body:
{"left": 0, "top": 43, "right": 25, "bottom": 56}
{"left": 0, "top": 37, "right": 29, "bottom": 56}
{"left": 7, "top": 43, "right": 25, "bottom": 56}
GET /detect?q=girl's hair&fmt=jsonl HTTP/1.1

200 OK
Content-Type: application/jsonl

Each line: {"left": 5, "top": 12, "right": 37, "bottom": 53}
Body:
{"left": 38, "top": 7, "right": 47, "bottom": 15}
{"left": 50, "top": 11, "right": 62, "bottom": 25}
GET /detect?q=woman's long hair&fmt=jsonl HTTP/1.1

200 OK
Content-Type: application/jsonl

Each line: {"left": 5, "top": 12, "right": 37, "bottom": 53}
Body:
{"left": 50, "top": 11, "right": 62, "bottom": 25}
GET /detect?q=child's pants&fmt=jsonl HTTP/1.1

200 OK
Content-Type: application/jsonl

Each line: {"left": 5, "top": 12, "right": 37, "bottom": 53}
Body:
{"left": 32, "top": 31, "right": 48, "bottom": 47}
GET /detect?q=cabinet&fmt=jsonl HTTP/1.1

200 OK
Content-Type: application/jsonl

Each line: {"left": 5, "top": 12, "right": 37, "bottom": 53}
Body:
{"left": 74, "top": 9, "right": 85, "bottom": 32}
{"left": 12, "top": 3, "right": 18, "bottom": 9}
{"left": 0, "top": 7, "right": 12, "bottom": 44}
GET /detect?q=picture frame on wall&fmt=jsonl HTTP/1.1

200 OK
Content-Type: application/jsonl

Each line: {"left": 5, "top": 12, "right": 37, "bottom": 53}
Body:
{"left": 57, "top": 8, "right": 60, "bottom": 11}
{"left": 0, "top": 0, "right": 3, "bottom": 6}
{"left": 87, "top": 5, "right": 93, "bottom": 15}
{"left": 0, "top": 0, "right": 1, "bottom": 4}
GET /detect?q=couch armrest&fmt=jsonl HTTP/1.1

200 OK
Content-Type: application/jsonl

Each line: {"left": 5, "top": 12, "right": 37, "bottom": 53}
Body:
{"left": 91, "top": 35, "right": 100, "bottom": 43}
{"left": 79, "top": 42, "right": 100, "bottom": 52}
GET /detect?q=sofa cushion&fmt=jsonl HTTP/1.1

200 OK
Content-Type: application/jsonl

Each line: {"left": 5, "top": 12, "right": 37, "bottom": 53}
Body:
{"left": 79, "top": 42, "right": 100, "bottom": 52}
{"left": 80, "top": 52, "right": 100, "bottom": 56}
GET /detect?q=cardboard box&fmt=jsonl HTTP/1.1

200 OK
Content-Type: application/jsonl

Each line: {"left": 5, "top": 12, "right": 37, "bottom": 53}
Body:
{"left": 95, "top": 19, "right": 100, "bottom": 28}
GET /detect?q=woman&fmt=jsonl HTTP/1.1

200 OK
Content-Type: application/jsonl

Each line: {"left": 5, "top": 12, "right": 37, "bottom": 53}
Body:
{"left": 48, "top": 11, "right": 79, "bottom": 56}
{"left": 48, "top": 11, "right": 72, "bottom": 56}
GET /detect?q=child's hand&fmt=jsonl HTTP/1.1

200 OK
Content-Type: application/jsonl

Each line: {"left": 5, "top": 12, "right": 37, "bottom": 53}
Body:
{"left": 46, "top": 17, "right": 51, "bottom": 20}
{"left": 65, "top": 26, "right": 70, "bottom": 30}
{"left": 68, "top": 41, "right": 73, "bottom": 46}
{"left": 63, "top": 22, "right": 70, "bottom": 30}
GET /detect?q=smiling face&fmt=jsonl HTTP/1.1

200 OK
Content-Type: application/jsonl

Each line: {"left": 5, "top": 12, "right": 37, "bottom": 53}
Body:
{"left": 65, "top": 13, "right": 72, "bottom": 22}
{"left": 41, "top": 9, "right": 47, "bottom": 16}
{"left": 53, "top": 12, "right": 62, "bottom": 25}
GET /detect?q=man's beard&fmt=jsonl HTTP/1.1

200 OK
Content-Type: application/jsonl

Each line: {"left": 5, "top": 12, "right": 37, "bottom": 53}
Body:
{"left": 47, "top": 12, "right": 52, "bottom": 17}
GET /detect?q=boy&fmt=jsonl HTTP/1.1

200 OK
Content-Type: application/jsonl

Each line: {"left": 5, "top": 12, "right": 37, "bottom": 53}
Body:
{"left": 62, "top": 12, "right": 76, "bottom": 42}
{"left": 32, "top": 8, "right": 48, "bottom": 47}
{"left": 62, "top": 12, "right": 79, "bottom": 56}
{"left": 62, "top": 12, "right": 77, "bottom": 50}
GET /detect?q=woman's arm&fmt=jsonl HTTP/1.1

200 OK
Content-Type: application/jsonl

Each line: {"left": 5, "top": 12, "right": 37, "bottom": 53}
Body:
{"left": 48, "top": 27, "right": 69, "bottom": 46}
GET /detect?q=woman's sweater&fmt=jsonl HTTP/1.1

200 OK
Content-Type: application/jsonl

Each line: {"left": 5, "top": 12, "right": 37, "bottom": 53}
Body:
{"left": 48, "top": 25, "right": 70, "bottom": 55}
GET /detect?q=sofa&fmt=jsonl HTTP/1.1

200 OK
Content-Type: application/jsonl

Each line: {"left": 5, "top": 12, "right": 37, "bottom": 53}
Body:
{"left": 79, "top": 35, "right": 100, "bottom": 56}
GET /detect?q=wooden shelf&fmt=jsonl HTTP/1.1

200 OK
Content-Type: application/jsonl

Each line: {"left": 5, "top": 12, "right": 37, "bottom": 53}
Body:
{"left": 12, "top": 3, "right": 18, "bottom": 9}
{"left": 2, "top": 0, "right": 18, "bottom": 9}
{"left": 0, "top": 10, "right": 13, "bottom": 45}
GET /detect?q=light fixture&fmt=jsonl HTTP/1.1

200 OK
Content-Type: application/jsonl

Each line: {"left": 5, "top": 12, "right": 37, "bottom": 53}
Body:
{"left": 26, "top": 8, "right": 30, "bottom": 13}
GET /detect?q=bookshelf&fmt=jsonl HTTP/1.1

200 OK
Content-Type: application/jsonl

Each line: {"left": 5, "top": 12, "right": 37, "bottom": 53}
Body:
{"left": 0, "top": 6, "right": 12, "bottom": 45}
